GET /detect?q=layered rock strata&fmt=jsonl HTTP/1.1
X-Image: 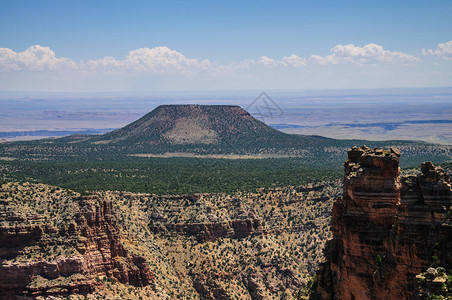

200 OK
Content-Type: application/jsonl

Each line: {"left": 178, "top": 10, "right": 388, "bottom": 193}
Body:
{"left": 150, "top": 218, "right": 263, "bottom": 242}
{"left": 313, "top": 146, "right": 452, "bottom": 299}
{"left": 0, "top": 194, "right": 154, "bottom": 298}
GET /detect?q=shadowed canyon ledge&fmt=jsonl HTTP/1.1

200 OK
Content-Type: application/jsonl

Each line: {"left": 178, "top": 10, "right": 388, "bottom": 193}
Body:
{"left": 312, "top": 146, "right": 452, "bottom": 300}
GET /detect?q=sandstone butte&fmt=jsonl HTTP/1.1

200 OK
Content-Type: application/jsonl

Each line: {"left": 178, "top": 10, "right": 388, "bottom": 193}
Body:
{"left": 312, "top": 146, "right": 452, "bottom": 300}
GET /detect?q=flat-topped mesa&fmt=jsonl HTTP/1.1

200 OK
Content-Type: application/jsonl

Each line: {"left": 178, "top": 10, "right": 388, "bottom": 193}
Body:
{"left": 313, "top": 146, "right": 452, "bottom": 300}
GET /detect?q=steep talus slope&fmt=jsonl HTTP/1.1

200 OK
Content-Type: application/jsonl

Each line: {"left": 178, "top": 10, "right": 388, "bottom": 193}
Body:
{"left": 0, "top": 183, "right": 154, "bottom": 298}
{"left": 312, "top": 146, "right": 452, "bottom": 300}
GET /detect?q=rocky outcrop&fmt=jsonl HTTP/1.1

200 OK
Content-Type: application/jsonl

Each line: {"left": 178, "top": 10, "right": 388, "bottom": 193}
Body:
{"left": 313, "top": 146, "right": 452, "bottom": 299}
{"left": 0, "top": 194, "right": 154, "bottom": 298}
{"left": 147, "top": 193, "right": 263, "bottom": 242}
{"left": 150, "top": 218, "right": 263, "bottom": 242}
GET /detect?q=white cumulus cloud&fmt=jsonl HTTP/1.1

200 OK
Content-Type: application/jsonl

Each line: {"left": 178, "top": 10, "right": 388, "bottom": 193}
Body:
{"left": 281, "top": 54, "right": 307, "bottom": 67}
{"left": 0, "top": 46, "right": 212, "bottom": 74}
{"left": 310, "top": 43, "right": 420, "bottom": 65}
{"left": 121, "top": 47, "right": 212, "bottom": 72}
{"left": 422, "top": 41, "right": 452, "bottom": 60}
{"left": 0, "top": 45, "right": 77, "bottom": 71}
{"left": 258, "top": 56, "right": 278, "bottom": 66}
{"left": 83, "top": 56, "right": 121, "bottom": 70}
{"left": 83, "top": 47, "right": 212, "bottom": 74}
{"left": 233, "top": 54, "right": 307, "bottom": 69}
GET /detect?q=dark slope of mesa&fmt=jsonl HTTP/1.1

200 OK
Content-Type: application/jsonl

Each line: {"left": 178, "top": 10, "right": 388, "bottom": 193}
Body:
{"left": 84, "top": 104, "right": 332, "bottom": 155}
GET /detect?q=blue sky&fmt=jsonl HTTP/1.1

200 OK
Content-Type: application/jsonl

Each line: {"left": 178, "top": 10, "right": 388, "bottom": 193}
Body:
{"left": 1, "top": 0, "right": 451, "bottom": 92}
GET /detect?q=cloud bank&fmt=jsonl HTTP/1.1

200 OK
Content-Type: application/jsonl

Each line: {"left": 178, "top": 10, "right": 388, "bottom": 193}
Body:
{"left": 1, "top": 42, "right": 432, "bottom": 74}
{"left": 1, "top": 42, "right": 450, "bottom": 91}
{"left": 0, "top": 45, "right": 77, "bottom": 71}
{"left": 310, "top": 43, "right": 420, "bottom": 65}
{"left": 0, "top": 45, "right": 212, "bottom": 74}
{"left": 84, "top": 47, "right": 212, "bottom": 73}
{"left": 422, "top": 41, "right": 452, "bottom": 60}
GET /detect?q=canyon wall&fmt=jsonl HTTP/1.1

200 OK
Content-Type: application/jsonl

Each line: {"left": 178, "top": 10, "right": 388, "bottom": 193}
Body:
{"left": 313, "top": 146, "right": 452, "bottom": 299}
{"left": 0, "top": 194, "right": 154, "bottom": 298}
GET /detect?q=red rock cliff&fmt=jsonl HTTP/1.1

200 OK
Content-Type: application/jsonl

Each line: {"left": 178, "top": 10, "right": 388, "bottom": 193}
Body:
{"left": 0, "top": 194, "right": 154, "bottom": 298}
{"left": 313, "top": 146, "right": 452, "bottom": 300}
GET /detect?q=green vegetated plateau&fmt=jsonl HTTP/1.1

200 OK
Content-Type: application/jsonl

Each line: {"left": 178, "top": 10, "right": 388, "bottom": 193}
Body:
{"left": 0, "top": 157, "right": 341, "bottom": 195}
{"left": 1, "top": 150, "right": 451, "bottom": 195}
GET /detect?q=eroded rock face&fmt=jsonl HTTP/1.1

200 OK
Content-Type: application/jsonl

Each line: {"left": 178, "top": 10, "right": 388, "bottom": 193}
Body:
{"left": 313, "top": 146, "right": 452, "bottom": 300}
{"left": 0, "top": 195, "right": 154, "bottom": 298}
{"left": 150, "top": 218, "right": 262, "bottom": 242}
